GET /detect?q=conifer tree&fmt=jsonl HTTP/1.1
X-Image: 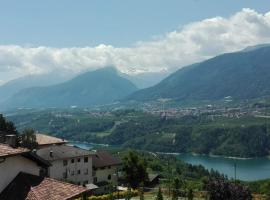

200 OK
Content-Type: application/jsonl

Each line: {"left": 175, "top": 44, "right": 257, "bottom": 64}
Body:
{"left": 156, "top": 187, "right": 163, "bottom": 200}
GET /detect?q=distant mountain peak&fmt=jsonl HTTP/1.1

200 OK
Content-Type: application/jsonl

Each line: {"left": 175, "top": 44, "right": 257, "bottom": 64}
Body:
{"left": 0, "top": 67, "right": 137, "bottom": 110}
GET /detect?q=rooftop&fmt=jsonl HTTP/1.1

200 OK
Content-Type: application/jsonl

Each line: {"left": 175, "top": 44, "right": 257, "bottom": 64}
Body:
{"left": 36, "top": 133, "right": 67, "bottom": 146}
{"left": 92, "top": 151, "right": 122, "bottom": 168}
{"left": 36, "top": 145, "right": 94, "bottom": 161}
{"left": 0, "top": 143, "right": 29, "bottom": 158}
{"left": 0, "top": 172, "right": 89, "bottom": 200}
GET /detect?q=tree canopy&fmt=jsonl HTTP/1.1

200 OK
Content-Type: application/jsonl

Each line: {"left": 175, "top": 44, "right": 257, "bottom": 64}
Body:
{"left": 0, "top": 114, "right": 18, "bottom": 136}
{"left": 123, "top": 151, "right": 148, "bottom": 189}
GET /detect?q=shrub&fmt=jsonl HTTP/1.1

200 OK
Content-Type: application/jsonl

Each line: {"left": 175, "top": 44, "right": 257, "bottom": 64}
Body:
{"left": 88, "top": 190, "right": 138, "bottom": 200}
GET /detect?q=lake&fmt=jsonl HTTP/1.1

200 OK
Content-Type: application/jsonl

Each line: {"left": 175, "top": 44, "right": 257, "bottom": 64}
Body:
{"left": 71, "top": 142, "right": 270, "bottom": 181}
{"left": 177, "top": 154, "right": 270, "bottom": 181}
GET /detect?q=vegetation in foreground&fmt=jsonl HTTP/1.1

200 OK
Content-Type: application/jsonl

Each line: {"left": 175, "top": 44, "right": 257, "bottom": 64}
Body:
{"left": 113, "top": 150, "right": 263, "bottom": 199}
{"left": 1, "top": 113, "right": 270, "bottom": 199}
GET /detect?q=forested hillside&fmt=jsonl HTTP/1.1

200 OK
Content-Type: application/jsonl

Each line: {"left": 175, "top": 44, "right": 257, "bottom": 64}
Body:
{"left": 127, "top": 46, "right": 270, "bottom": 102}
{"left": 8, "top": 109, "right": 270, "bottom": 158}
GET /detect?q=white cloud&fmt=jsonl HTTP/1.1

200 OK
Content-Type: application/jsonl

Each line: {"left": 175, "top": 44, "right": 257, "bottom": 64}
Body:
{"left": 0, "top": 8, "right": 270, "bottom": 83}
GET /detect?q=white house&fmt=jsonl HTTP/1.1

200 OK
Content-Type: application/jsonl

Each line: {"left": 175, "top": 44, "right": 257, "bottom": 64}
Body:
{"left": 0, "top": 143, "right": 50, "bottom": 193}
{"left": 37, "top": 145, "right": 95, "bottom": 186}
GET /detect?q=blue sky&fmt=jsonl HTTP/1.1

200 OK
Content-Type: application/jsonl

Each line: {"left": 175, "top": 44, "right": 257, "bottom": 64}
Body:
{"left": 1, "top": 0, "right": 270, "bottom": 47}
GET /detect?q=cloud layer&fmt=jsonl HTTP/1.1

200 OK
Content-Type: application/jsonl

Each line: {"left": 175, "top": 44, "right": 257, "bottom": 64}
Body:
{"left": 1, "top": 8, "right": 270, "bottom": 83}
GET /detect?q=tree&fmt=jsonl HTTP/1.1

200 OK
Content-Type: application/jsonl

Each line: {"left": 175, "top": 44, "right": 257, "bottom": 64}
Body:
{"left": 204, "top": 178, "right": 252, "bottom": 200}
{"left": 20, "top": 128, "right": 38, "bottom": 150}
{"left": 156, "top": 187, "right": 163, "bottom": 200}
{"left": 187, "top": 188, "right": 193, "bottom": 200}
{"left": 172, "top": 178, "right": 181, "bottom": 200}
{"left": 0, "top": 114, "right": 18, "bottom": 136}
{"left": 123, "top": 151, "right": 148, "bottom": 189}
{"left": 125, "top": 187, "right": 132, "bottom": 200}
{"left": 139, "top": 183, "right": 144, "bottom": 200}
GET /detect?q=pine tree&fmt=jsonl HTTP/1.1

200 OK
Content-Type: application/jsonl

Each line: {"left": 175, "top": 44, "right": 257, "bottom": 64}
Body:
{"left": 172, "top": 178, "right": 180, "bottom": 200}
{"left": 125, "top": 187, "right": 132, "bottom": 200}
{"left": 156, "top": 187, "right": 163, "bottom": 200}
{"left": 187, "top": 188, "right": 193, "bottom": 200}
{"left": 139, "top": 183, "right": 144, "bottom": 200}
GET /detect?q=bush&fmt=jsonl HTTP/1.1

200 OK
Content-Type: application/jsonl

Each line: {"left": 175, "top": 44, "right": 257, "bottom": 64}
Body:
{"left": 88, "top": 190, "right": 138, "bottom": 200}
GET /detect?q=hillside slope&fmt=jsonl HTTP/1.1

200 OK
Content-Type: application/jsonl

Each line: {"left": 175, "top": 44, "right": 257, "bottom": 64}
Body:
{"left": 0, "top": 73, "right": 72, "bottom": 103}
{"left": 127, "top": 46, "right": 270, "bottom": 102}
{"left": 1, "top": 67, "right": 137, "bottom": 109}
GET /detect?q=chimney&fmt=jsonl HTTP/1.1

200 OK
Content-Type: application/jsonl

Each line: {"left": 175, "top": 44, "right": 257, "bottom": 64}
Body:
{"left": 5, "top": 135, "right": 17, "bottom": 148}
{"left": 50, "top": 150, "right": 53, "bottom": 157}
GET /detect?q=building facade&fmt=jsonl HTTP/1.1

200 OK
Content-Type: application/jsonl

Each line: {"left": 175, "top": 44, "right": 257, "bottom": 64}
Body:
{"left": 92, "top": 151, "right": 122, "bottom": 194}
{"left": 37, "top": 145, "right": 94, "bottom": 186}
{"left": 0, "top": 144, "right": 49, "bottom": 193}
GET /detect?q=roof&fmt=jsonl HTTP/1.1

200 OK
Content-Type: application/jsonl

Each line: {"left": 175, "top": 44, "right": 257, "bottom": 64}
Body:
{"left": 85, "top": 183, "right": 99, "bottom": 190}
{"left": 22, "top": 152, "right": 51, "bottom": 167}
{"left": 0, "top": 143, "right": 29, "bottom": 158}
{"left": 0, "top": 172, "right": 89, "bottom": 200}
{"left": 148, "top": 174, "right": 161, "bottom": 182}
{"left": 92, "top": 151, "right": 122, "bottom": 168}
{"left": 36, "top": 134, "right": 67, "bottom": 146}
{"left": 36, "top": 145, "right": 94, "bottom": 161}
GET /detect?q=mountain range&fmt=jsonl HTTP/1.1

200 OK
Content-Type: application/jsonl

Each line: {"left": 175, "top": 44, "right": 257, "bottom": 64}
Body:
{"left": 0, "top": 67, "right": 137, "bottom": 109}
{"left": 1, "top": 45, "right": 270, "bottom": 110}
{"left": 0, "top": 72, "right": 73, "bottom": 103}
{"left": 127, "top": 46, "right": 270, "bottom": 102}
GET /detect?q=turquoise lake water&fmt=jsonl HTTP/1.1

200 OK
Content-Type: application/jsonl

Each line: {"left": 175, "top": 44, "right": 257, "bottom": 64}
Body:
{"left": 71, "top": 142, "right": 270, "bottom": 181}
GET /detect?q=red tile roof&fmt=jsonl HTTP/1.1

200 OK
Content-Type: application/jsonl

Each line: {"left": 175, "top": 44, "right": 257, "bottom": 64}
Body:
{"left": 0, "top": 172, "right": 90, "bottom": 200}
{"left": 0, "top": 143, "right": 29, "bottom": 158}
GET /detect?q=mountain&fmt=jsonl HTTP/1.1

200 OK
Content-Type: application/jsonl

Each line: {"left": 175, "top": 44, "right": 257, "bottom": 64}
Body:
{"left": 1, "top": 67, "right": 137, "bottom": 109}
{"left": 242, "top": 43, "right": 270, "bottom": 52}
{"left": 121, "top": 71, "right": 170, "bottom": 89}
{"left": 0, "top": 72, "right": 73, "bottom": 103}
{"left": 127, "top": 46, "right": 270, "bottom": 102}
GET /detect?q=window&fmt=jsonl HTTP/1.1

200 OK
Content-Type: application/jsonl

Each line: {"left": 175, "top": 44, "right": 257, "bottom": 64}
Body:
{"left": 84, "top": 157, "right": 88, "bottom": 163}
{"left": 94, "top": 177, "right": 97, "bottom": 183}
{"left": 71, "top": 159, "right": 74, "bottom": 163}
{"left": 63, "top": 160, "right": 68, "bottom": 166}
{"left": 77, "top": 158, "right": 81, "bottom": 162}
{"left": 108, "top": 174, "right": 111, "bottom": 180}
{"left": 71, "top": 170, "right": 75, "bottom": 176}
{"left": 84, "top": 169, "right": 88, "bottom": 175}
{"left": 77, "top": 170, "right": 81, "bottom": 175}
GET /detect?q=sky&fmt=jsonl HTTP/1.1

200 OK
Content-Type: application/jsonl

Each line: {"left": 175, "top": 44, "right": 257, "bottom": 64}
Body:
{"left": 0, "top": 0, "right": 270, "bottom": 84}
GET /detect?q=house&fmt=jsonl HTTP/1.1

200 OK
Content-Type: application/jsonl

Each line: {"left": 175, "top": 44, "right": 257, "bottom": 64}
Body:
{"left": 146, "top": 174, "right": 161, "bottom": 188}
{"left": 36, "top": 145, "right": 95, "bottom": 186}
{"left": 0, "top": 143, "right": 50, "bottom": 193}
{"left": 35, "top": 133, "right": 68, "bottom": 148}
{"left": 92, "top": 151, "right": 122, "bottom": 194}
{"left": 0, "top": 172, "right": 90, "bottom": 200}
